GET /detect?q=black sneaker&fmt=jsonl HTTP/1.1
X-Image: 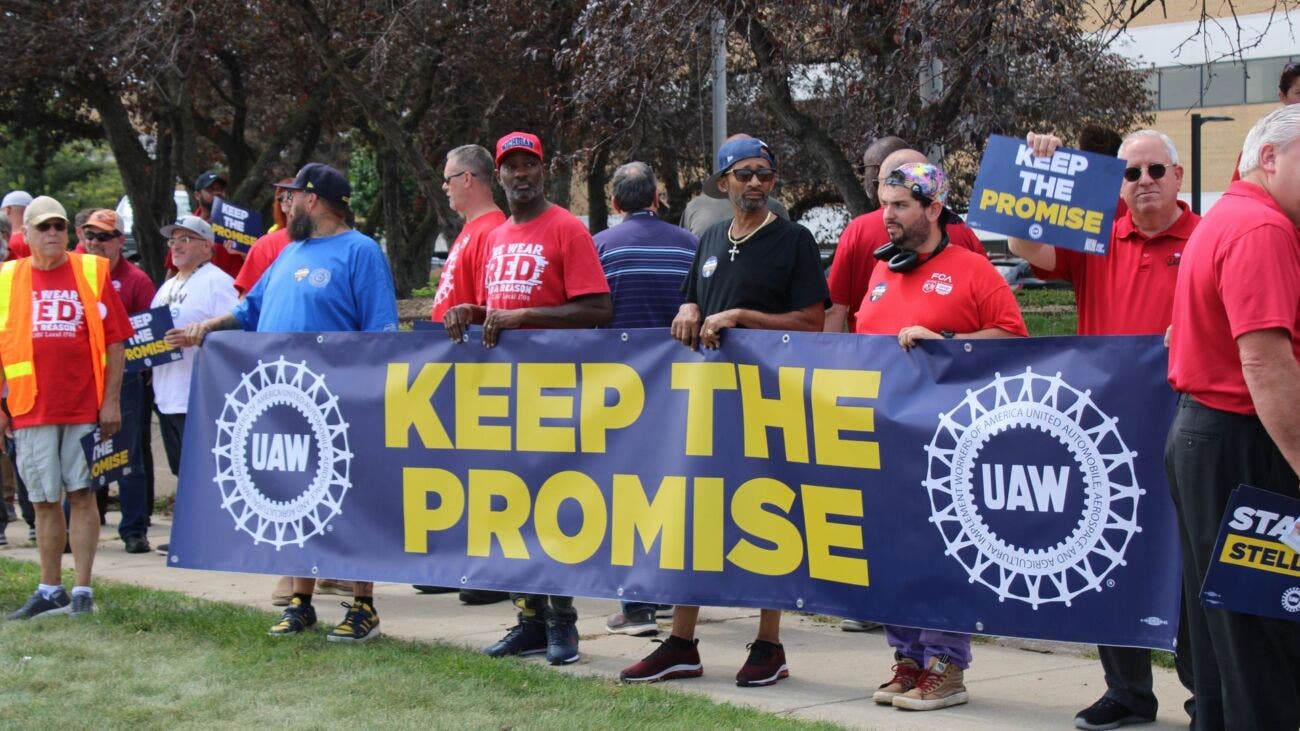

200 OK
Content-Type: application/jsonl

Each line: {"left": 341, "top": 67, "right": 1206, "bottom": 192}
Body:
{"left": 267, "top": 597, "right": 317, "bottom": 636}
{"left": 546, "top": 617, "right": 580, "bottom": 665}
{"left": 328, "top": 601, "right": 380, "bottom": 643}
{"left": 155, "top": 543, "right": 170, "bottom": 556}
{"left": 124, "top": 536, "right": 151, "bottom": 554}
{"left": 484, "top": 619, "right": 546, "bottom": 657}
{"left": 735, "top": 639, "right": 789, "bottom": 687}
{"left": 620, "top": 635, "right": 703, "bottom": 683}
{"left": 459, "top": 589, "right": 510, "bottom": 605}
{"left": 5, "top": 588, "right": 71, "bottom": 620}
{"left": 1074, "top": 696, "right": 1155, "bottom": 730}
{"left": 412, "top": 585, "right": 456, "bottom": 594}
{"left": 69, "top": 593, "right": 94, "bottom": 617}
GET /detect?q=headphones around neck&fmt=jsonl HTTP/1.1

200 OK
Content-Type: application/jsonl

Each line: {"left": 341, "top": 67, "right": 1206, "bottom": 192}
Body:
{"left": 873, "top": 230, "right": 951, "bottom": 273}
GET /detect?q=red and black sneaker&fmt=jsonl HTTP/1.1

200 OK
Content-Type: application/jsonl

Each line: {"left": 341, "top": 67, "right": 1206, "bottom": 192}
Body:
{"left": 619, "top": 635, "right": 703, "bottom": 683}
{"left": 735, "top": 639, "right": 789, "bottom": 687}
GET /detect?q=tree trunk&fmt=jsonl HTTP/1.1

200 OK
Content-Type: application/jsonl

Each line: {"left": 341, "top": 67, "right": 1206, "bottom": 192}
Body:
{"left": 585, "top": 145, "right": 610, "bottom": 234}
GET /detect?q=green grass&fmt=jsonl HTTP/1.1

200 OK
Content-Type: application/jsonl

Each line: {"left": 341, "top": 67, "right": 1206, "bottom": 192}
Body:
{"left": 0, "top": 558, "right": 834, "bottom": 729}
{"left": 1016, "top": 288, "right": 1077, "bottom": 336}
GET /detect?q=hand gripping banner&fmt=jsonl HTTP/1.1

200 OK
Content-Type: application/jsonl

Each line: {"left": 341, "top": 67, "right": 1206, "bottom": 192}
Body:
{"left": 169, "top": 329, "right": 1181, "bottom": 649}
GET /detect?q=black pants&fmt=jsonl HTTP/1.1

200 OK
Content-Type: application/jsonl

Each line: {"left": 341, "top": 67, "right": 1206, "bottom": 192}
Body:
{"left": 511, "top": 593, "right": 576, "bottom": 624}
{"left": 1165, "top": 394, "right": 1300, "bottom": 731}
{"left": 1097, "top": 597, "right": 1194, "bottom": 719}
{"left": 158, "top": 412, "right": 186, "bottom": 477}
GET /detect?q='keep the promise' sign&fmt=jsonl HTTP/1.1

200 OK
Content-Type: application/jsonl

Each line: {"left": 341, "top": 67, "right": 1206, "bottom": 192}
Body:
{"left": 210, "top": 198, "right": 265, "bottom": 254}
{"left": 125, "top": 306, "right": 183, "bottom": 375}
{"left": 965, "top": 134, "right": 1125, "bottom": 256}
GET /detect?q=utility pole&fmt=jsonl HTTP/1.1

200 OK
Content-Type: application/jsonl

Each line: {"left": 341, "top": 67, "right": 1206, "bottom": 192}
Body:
{"left": 1190, "top": 113, "right": 1233, "bottom": 214}
{"left": 711, "top": 13, "right": 727, "bottom": 161}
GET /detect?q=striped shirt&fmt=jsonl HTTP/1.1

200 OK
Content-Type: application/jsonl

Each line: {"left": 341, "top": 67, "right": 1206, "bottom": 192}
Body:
{"left": 593, "top": 211, "right": 698, "bottom": 328}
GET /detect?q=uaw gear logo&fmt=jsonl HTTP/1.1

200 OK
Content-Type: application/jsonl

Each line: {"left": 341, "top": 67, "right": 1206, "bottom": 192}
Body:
{"left": 212, "top": 357, "right": 353, "bottom": 550}
{"left": 924, "top": 368, "right": 1141, "bottom": 608}
{"left": 1282, "top": 587, "right": 1300, "bottom": 614}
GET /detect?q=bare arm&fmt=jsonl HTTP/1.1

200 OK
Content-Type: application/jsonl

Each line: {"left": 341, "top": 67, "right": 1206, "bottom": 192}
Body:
{"left": 823, "top": 303, "right": 848, "bottom": 333}
{"left": 897, "top": 325, "right": 1021, "bottom": 350}
{"left": 1008, "top": 237, "right": 1058, "bottom": 272}
{"left": 699, "top": 302, "right": 825, "bottom": 350}
{"left": 481, "top": 293, "right": 612, "bottom": 347}
{"left": 1239, "top": 328, "right": 1300, "bottom": 474}
{"left": 98, "top": 342, "right": 125, "bottom": 440}
{"left": 165, "top": 312, "right": 241, "bottom": 348}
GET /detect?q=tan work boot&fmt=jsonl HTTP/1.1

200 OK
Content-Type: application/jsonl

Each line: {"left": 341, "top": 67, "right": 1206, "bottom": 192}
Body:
{"left": 872, "top": 655, "right": 922, "bottom": 704}
{"left": 892, "top": 655, "right": 968, "bottom": 711}
{"left": 316, "top": 578, "right": 354, "bottom": 596}
{"left": 271, "top": 576, "right": 294, "bottom": 606}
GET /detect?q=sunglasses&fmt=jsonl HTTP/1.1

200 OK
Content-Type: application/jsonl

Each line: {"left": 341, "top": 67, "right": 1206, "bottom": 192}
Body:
{"left": 35, "top": 220, "right": 67, "bottom": 232}
{"left": 85, "top": 231, "right": 120, "bottom": 242}
{"left": 167, "top": 235, "right": 206, "bottom": 247}
{"left": 729, "top": 167, "right": 777, "bottom": 183}
{"left": 443, "top": 170, "right": 474, "bottom": 185}
{"left": 1123, "top": 163, "right": 1171, "bottom": 182}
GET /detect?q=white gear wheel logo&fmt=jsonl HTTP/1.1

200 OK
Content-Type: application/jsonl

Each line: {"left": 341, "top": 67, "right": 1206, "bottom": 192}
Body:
{"left": 1282, "top": 587, "right": 1300, "bottom": 613}
{"left": 924, "top": 367, "right": 1142, "bottom": 608}
{"left": 212, "top": 357, "right": 352, "bottom": 550}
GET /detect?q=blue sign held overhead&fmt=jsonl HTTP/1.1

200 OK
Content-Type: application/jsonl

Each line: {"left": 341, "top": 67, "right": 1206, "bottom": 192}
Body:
{"left": 966, "top": 134, "right": 1126, "bottom": 256}
{"left": 1202, "top": 485, "right": 1300, "bottom": 622}
{"left": 210, "top": 198, "right": 265, "bottom": 254}
{"left": 124, "top": 306, "right": 183, "bottom": 375}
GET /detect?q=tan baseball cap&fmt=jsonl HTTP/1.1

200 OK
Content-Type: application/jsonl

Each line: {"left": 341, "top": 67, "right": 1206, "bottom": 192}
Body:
{"left": 23, "top": 196, "right": 67, "bottom": 227}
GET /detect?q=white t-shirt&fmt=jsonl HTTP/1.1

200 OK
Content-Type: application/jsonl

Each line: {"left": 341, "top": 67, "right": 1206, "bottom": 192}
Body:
{"left": 150, "top": 262, "right": 238, "bottom": 414}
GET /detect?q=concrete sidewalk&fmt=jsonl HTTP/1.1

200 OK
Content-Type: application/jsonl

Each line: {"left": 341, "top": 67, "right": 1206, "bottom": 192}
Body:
{"left": 0, "top": 512, "right": 1191, "bottom": 731}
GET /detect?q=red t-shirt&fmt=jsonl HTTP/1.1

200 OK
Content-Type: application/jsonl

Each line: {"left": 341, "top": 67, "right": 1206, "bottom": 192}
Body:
{"left": 829, "top": 210, "right": 985, "bottom": 330}
{"left": 482, "top": 205, "right": 609, "bottom": 311}
{"left": 7, "top": 232, "right": 30, "bottom": 260}
{"left": 1033, "top": 201, "right": 1199, "bottom": 335}
{"left": 431, "top": 210, "right": 506, "bottom": 320}
{"left": 233, "top": 228, "right": 292, "bottom": 294}
{"left": 16, "top": 259, "right": 133, "bottom": 428}
{"left": 853, "top": 245, "right": 1027, "bottom": 338}
{"left": 110, "top": 256, "right": 158, "bottom": 315}
{"left": 1168, "top": 181, "right": 1300, "bottom": 415}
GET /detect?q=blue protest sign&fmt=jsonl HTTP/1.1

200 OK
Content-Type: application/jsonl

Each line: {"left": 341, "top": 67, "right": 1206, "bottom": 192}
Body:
{"left": 167, "top": 330, "right": 1183, "bottom": 649}
{"left": 209, "top": 198, "right": 264, "bottom": 253}
{"left": 80, "top": 375, "right": 142, "bottom": 488}
{"left": 1201, "top": 485, "right": 1300, "bottom": 622}
{"left": 125, "top": 306, "right": 183, "bottom": 374}
{"left": 966, "top": 134, "right": 1126, "bottom": 255}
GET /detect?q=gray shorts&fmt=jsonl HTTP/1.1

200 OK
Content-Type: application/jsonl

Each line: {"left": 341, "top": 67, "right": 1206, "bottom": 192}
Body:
{"left": 14, "top": 423, "right": 96, "bottom": 503}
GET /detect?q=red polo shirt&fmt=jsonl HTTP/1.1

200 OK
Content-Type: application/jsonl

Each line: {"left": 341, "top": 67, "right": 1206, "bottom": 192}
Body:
{"left": 853, "top": 244, "right": 1027, "bottom": 337}
{"left": 110, "top": 256, "right": 158, "bottom": 315}
{"left": 1034, "top": 201, "right": 1199, "bottom": 335}
{"left": 1168, "top": 181, "right": 1300, "bottom": 415}
{"left": 829, "top": 210, "right": 985, "bottom": 330}
{"left": 6, "top": 231, "right": 30, "bottom": 260}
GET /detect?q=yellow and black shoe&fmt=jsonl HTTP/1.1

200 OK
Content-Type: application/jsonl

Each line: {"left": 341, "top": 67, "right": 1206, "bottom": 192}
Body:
{"left": 267, "top": 597, "right": 317, "bottom": 636}
{"left": 328, "top": 601, "right": 380, "bottom": 643}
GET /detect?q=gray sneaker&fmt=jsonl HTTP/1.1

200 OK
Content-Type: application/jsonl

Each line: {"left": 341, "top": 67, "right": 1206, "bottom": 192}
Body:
{"left": 69, "top": 593, "right": 94, "bottom": 617}
{"left": 5, "top": 588, "right": 71, "bottom": 620}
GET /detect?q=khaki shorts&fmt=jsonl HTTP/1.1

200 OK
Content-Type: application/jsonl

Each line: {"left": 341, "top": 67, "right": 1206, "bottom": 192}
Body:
{"left": 14, "top": 423, "right": 96, "bottom": 503}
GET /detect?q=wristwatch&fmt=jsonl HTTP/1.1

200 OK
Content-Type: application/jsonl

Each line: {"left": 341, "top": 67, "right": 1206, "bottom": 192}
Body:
{"left": 940, "top": 330, "right": 956, "bottom": 339}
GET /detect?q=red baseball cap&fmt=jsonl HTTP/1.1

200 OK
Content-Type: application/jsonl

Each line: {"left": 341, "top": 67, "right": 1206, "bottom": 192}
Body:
{"left": 495, "top": 132, "right": 544, "bottom": 166}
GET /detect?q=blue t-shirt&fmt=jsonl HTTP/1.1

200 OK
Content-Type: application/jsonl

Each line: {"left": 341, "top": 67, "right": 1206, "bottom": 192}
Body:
{"left": 593, "top": 211, "right": 698, "bottom": 329}
{"left": 234, "top": 230, "right": 398, "bottom": 333}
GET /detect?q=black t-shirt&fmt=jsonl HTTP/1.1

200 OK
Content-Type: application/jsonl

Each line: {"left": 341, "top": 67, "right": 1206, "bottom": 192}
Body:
{"left": 683, "top": 215, "right": 829, "bottom": 317}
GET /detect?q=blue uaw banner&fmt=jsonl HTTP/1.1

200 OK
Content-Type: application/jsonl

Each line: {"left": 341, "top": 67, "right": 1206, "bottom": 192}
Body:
{"left": 1201, "top": 485, "right": 1300, "bottom": 622}
{"left": 209, "top": 198, "right": 264, "bottom": 253}
{"left": 169, "top": 330, "right": 1181, "bottom": 649}
{"left": 966, "top": 134, "right": 1126, "bottom": 255}
{"left": 125, "top": 306, "right": 183, "bottom": 375}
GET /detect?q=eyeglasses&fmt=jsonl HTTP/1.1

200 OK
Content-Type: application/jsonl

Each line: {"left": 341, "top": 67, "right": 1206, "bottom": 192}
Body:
{"left": 1123, "top": 163, "right": 1171, "bottom": 182}
{"left": 167, "top": 235, "right": 206, "bottom": 247}
{"left": 729, "top": 168, "right": 777, "bottom": 183}
{"left": 276, "top": 195, "right": 288, "bottom": 203}
{"left": 34, "top": 220, "right": 67, "bottom": 232}
{"left": 443, "top": 170, "right": 474, "bottom": 185}
{"left": 85, "top": 231, "right": 120, "bottom": 242}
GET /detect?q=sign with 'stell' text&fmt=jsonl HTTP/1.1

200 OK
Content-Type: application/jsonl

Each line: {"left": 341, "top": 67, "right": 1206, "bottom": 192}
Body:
{"left": 966, "top": 134, "right": 1125, "bottom": 256}
{"left": 1202, "top": 485, "right": 1300, "bottom": 622}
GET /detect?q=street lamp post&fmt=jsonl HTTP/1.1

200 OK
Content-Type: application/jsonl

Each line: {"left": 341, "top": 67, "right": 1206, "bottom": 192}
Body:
{"left": 1190, "top": 113, "right": 1234, "bottom": 214}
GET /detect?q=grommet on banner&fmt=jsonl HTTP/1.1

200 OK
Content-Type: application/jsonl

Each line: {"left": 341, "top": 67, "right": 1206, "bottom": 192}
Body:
{"left": 169, "top": 555, "right": 178, "bottom": 564}
{"left": 616, "top": 586, "right": 625, "bottom": 597}
{"left": 316, "top": 335, "right": 324, "bottom": 344}
{"left": 310, "top": 566, "right": 319, "bottom": 575}
{"left": 460, "top": 576, "right": 468, "bottom": 584}
{"left": 963, "top": 342, "right": 973, "bottom": 353}
{"left": 462, "top": 334, "right": 470, "bottom": 343}
{"left": 975, "top": 621, "right": 985, "bottom": 632}
{"left": 795, "top": 598, "right": 804, "bottom": 609}
{"left": 782, "top": 334, "right": 791, "bottom": 343}
{"left": 620, "top": 332, "right": 629, "bottom": 342}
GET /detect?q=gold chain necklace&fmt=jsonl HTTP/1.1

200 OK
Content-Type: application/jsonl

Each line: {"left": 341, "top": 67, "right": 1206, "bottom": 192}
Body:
{"left": 727, "top": 211, "right": 774, "bottom": 261}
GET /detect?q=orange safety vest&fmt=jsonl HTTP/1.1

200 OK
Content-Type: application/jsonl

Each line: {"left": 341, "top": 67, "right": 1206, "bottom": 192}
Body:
{"left": 0, "top": 253, "right": 110, "bottom": 417}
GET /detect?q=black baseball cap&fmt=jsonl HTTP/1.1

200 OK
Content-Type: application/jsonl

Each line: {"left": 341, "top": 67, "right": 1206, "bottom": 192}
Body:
{"left": 193, "top": 171, "right": 226, "bottom": 191}
{"left": 283, "top": 163, "right": 352, "bottom": 206}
